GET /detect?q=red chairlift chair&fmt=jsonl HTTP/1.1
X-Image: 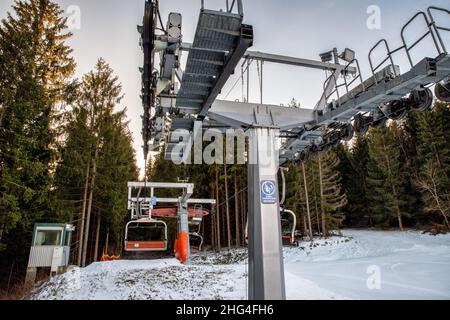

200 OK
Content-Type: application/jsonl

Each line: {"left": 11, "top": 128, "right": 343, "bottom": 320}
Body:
{"left": 124, "top": 218, "right": 168, "bottom": 252}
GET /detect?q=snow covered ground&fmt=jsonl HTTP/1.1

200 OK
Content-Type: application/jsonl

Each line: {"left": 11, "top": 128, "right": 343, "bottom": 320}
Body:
{"left": 28, "top": 230, "right": 450, "bottom": 300}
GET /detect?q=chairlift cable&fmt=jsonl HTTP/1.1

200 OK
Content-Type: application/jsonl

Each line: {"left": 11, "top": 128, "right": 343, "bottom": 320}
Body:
{"left": 156, "top": 1, "right": 166, "bottom": 34}
{"left": 224, "top": 59, "right": 253, "bottom": 100}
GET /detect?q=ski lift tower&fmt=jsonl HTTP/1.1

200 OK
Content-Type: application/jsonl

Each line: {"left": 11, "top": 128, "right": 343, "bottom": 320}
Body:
{"left": 139, "top": 0, "right": 450, "bottom": 300}
{"left": 125, "top": 181, "right": 215, "bottom": 262}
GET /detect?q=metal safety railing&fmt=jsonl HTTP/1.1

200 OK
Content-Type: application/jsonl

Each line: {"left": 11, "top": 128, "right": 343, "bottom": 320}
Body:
{"left": 322, "top": 58, "right": 364, "bottom": 107}
{"left": 428, "top": 6, "right": 450, "bottom": 54}
{"left": 193, "top": 204, "right": 205, "bottom": 221}
{"left": 201, "top": 0, "right": 243, "bottom": 16}
{"left": 323, "top": 72, "right": 342, "bottom": 106}
{"left": 342, "top": 58, "right": 365, "bottom": 98}
{"left": 368, "top": 39, "right": 400, "bottom": 80}
{"left": 366, "top": 6, "right": 449, "bottom": 87}
{"left": 401, "top": 11, "right": 441, "bottom": 67}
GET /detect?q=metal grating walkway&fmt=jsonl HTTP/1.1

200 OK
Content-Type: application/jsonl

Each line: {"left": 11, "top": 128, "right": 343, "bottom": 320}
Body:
{"left": 176, "top": 8, "right": 253, "bottom": 117}
{"left": 319, "top": 54, "right": 450, "bottom": 123}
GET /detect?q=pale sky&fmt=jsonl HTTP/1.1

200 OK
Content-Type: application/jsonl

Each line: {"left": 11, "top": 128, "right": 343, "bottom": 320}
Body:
{"left": 1, "top": 0, "right": 449, "bottom": 176}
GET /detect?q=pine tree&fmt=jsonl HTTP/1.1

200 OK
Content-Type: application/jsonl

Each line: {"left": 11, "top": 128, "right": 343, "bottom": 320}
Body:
{"left": 301, "top": 162, "right": 314, "bottom": 240}
{"left": 285, "top": 162, "right": 313, "bottom": 240}
{"left": 223, "top": 163, "right": 231, "bottom": 250}
{"left": 0, "top": 1, "right": 77, "bottom": 156}
{"left": 367, "top": 124, "right": 410, "bottom": 230}
{"left": 0, "top": 55, "right": 55, "bottom": 289}
{"left": 0, "top": 0, "right": 76, "bottom": 287}
{"left": 316, "top": 150, "right": 347, "bottom": 236}
{"left": 232, "top": 167, "right": 241, "bottom": 248}
{"left": 415, "top": 102, "right": 450, "bottom": 171}
{"left": 93, "top": 111, "right": 138, "bottom": 258}
{"left": 52, "top": 103, "right": 92, "bottom": 222}
{"left": 213, "top": 165, "right": 221, "bottom": 250}
{"left": 0, "top": 0, "right": 76, "bottom": 234}
{"left": 1, "top": 0, "right": 76, "bottom": 100}
{"left": 308, "top": 157, "right": 322, "bottom": 235}
{"left": 0, "top": 64, "right": 53, "bottom": 249}
{"left": 413, "top": 102, "right": 450, "bottom": 229}
{"left": 396, "top": 112, "right": 426, "bottom": 225}
{"left": 54, "top": 59, "right": 138, "bottom": 265}
{"left": 414, "top": 160, "right": 450, "bottom": 229}
{"left": 339, "top": 136, "right": 373, "bottom": 227}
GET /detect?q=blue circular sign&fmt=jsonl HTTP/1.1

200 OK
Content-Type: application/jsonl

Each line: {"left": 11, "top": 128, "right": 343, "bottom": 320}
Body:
{"left": 262, "top": 181, "right": 276, "bottom": 196}
{"left": 261, "top": 180, "right": 277, "bottom": 204}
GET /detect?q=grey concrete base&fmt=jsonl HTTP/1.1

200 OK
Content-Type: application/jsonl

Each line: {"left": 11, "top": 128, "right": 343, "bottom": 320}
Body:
{"left": 24, "top": 267, "right": 37, "bottom": 285}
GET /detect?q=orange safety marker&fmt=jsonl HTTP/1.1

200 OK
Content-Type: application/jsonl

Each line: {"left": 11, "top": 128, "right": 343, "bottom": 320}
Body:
{"left": 174, "top": 232, "right": 189, "bottom": 263}
{"left": 100, "top": 247, "right": 120, "bottom": 261}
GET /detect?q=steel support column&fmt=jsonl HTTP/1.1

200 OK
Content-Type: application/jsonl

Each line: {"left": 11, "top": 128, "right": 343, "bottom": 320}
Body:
{"left": 178, "top": 198, "right": 190, "bottom": 261}
{"left": 247, "top": 127, "right": 285, "bottom": 300}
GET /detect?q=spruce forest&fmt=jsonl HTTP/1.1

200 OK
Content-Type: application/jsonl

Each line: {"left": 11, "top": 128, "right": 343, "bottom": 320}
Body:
{"left": 0, "top": 0, "right": 449, "bottom": 296}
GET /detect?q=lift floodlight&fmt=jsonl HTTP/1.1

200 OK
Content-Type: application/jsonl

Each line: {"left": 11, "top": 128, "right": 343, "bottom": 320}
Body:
{"left": 340, "top": 48, "right": 356, "bottom": 63}
{"left": 319, "top": 50, "right": 334, "bottom": 63}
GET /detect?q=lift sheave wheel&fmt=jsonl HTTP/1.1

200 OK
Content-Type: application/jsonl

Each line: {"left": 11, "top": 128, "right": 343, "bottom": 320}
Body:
{"left": 354, "top": 114, "right": 370, "bottom": 135}
{"left": 340, "top": 124, "right": 355, "bottom": 141}
{"left": 297, "top": 149, "right": 309, "bottom": 163}
{"left": 319, "top": 142, "right": 331, "bottom": 152}
{"left": 307, "top": 144, "right": 319, "bottom": 160}
{"left": 410, "top": 88, "right": 433, "bottom": 112}
{"left": 434, "top": 81, "right": 450, "bottom": 103}
{"left": 388, "top": 100, "right": 409, "bottom": 121}
{"left": 370, "top": 115, "right": 387, "bottom": 129}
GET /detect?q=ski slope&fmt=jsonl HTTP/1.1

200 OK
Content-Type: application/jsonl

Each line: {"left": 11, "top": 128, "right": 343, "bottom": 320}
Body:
{"left": 29, "top": 230, "right": 450, "bottom": 300}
